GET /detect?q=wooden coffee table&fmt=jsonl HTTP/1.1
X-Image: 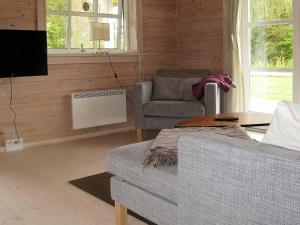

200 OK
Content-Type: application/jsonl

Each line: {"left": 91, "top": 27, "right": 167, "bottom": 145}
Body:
{"left": 176, "top": 112, "right": 272, "bottom": 128}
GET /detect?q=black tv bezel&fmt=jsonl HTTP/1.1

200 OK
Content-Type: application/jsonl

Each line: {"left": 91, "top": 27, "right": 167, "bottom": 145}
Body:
{"left": 0, "top": 29, "right": 48, "bottom": 78}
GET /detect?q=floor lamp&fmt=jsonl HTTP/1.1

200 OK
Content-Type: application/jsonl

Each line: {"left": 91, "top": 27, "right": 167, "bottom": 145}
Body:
{"left": 90, "top": 22, "right": 110, "bottom": 53}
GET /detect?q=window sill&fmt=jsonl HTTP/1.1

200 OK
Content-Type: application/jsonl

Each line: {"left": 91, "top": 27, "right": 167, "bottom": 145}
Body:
{"left": 48, "top": 52, "right": 146, "bottom": 65}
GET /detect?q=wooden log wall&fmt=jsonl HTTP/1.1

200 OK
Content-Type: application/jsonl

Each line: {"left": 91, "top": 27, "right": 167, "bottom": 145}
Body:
{"left": 0, "top": 0, "right": 178, "bottom": 145}
{"left": 176, "top": 0, "right": 224, "bottom": 73}
{"left": 142, "top": 0, "right": 177, "bottom": 76}
{"left": 0, "top": 0, "right": 224, "bottom": 145}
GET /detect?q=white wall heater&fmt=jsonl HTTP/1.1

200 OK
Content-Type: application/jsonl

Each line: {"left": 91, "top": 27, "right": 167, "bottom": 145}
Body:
{"left": 71, "top": 89, "right": 127, "bottom": 130}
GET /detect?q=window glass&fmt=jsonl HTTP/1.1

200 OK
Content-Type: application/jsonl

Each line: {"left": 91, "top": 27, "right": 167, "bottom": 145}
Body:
{"left": 71, "top": 0, "right": 94, "bottom": 12}
{"left": 251, "top": 25, "right": 293, "bottom": 68}
{"left": 98, "top": 0, "right": 119, "bottom": 14}
{"left": 250, "top": 71, "right": 293, "bottom": 112}
{"left": 250, "top": 0, "right": 292, "bottom": 22}
{"left": 47, "top": 0, "right": 68, "bottom": 11}
{"left": 71, "top": 16, "right": 94, "bottom": 48}
{"left": 46, "top": 0, "right": 131, "bottom": 52}
{"left": 246, "top": 0, "right": 294, "bottom": 113}
{"left": 47, "top": 15, "right": 68, "bottom": 48}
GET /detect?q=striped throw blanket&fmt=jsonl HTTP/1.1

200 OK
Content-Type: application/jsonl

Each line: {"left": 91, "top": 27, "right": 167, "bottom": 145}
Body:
{"left": 143, "top": 126, "right": 252, "bottom": 167}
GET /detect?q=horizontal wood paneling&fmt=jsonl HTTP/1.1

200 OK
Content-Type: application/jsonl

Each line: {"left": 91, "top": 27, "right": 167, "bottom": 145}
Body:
{"left": 176, "top": 0, "right": 224, "bottom": 72}
{"left": 0, "top": 0, "right": 36, "bottom": 29}
{"left": 142, "top": 0, "right": 177, "bottom": 71}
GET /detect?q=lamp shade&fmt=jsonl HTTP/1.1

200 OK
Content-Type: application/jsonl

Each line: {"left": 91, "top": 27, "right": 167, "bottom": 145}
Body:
{"left": 90, "top": 22, "right": 110, "bottom": 41}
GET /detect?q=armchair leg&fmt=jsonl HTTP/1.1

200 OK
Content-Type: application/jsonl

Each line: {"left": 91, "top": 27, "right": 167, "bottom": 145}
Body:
{"left": 136, "top": 129, "right": 142, "bottom": 142}
{"left": 115, "top": 202, "right": 128, "bottom": 225}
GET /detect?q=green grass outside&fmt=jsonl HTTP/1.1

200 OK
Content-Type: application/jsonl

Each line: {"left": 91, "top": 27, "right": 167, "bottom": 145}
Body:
{"left": 250, "top": 75, "right": 293, "bottom": 101}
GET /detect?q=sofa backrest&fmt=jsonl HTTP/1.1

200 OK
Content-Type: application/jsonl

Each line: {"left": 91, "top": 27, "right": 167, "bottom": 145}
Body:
{"left": 178, "top": 133, "right": 300, "bottom": 225}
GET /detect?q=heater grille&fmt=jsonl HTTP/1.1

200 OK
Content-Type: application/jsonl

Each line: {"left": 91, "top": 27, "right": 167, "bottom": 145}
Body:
{"left": 73, "top": 89, "right": 125, "bottom": 99}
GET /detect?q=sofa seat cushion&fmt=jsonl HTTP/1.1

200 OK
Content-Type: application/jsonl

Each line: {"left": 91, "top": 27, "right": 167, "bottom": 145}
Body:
{"left": 144, "top": 101, "right": 205, "bottom": 118}
{"left": 106, "top": 140, "right": 178, "bottom": 204}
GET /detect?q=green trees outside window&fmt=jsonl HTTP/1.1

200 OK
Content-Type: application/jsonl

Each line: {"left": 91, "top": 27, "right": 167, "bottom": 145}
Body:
{"left": 246, "top": 0, "right": 294, "bottom": 112}
{"left": 250, "top": 0, "right": 293, "bottom": 68}
{"left": 46, "top": 0, "right": 121, "bottom": 50}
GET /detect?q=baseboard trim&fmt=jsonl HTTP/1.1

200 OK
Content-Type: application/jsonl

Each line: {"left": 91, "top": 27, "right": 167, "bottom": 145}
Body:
{"left": 0, "top": 126, "right": 135, "bottom": 153}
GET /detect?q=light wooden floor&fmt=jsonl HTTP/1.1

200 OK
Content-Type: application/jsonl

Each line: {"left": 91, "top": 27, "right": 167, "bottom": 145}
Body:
{"left": 0, "top": 131, "right": 146, "bottom": 225}
{"left": 0, "top": 130, "right": 263, "bottom": 225}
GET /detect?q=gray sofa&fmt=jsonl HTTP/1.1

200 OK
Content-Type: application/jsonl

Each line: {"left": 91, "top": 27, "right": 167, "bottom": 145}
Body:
{"left": 107, "top": 133, "right": 300, "bottom": 225}
{"left": 134, "top": 70, "right": 225, "bottom": 140}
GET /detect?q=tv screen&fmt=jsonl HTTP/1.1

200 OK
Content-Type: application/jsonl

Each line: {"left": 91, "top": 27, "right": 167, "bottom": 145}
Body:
{"left": 0, "top": 29, "right": 48, "bottom": 78}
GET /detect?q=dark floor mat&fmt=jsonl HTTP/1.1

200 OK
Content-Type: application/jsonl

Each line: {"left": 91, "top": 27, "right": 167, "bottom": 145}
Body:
{"left": 69, "top": 172, "right": 156, "bottom": 225}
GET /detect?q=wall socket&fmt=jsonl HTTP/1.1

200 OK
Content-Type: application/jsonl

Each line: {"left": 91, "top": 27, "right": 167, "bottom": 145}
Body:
{"left": 5, "top": 138, "right": 24, "bottom": 152}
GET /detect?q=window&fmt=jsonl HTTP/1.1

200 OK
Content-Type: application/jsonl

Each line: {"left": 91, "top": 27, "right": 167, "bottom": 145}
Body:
{"left": 241, "top": 0, "right": 294, "bottom": 113}
{"left": 46, "top": 0, "right": 131, "bottom": 53}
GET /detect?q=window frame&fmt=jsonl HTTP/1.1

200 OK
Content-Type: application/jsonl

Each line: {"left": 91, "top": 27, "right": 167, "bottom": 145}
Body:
{"left": 46, "top": 0, "right": 125, "bottom": 54}
{"left": 241, "top": 0, "right": 298, "bottom": 112}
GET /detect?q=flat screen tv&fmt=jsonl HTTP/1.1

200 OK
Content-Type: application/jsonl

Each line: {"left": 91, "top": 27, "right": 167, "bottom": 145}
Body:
{"left": 0, "top": 29, "right": 48, "bottom": 78}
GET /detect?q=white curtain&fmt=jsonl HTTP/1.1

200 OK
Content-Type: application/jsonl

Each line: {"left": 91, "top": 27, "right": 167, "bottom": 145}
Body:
{"left": 223, "top": 0, "right": 245, "bottom": 112}
{"left": 123, "top": 0, "right": 138, "bottom": 52}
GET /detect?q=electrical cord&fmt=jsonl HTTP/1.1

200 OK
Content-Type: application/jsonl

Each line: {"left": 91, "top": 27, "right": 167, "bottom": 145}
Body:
{"left": 104, "top": 52, "right": 133, "bottom": 104}
{"left": 99, "top": 1, "right": 132, "bottom": 105}
{"left": 9, "top": 76, "right": 20, "bottom": 142}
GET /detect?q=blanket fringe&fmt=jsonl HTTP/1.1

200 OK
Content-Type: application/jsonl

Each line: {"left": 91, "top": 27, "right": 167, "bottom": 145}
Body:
{"left": 143, "top": 153, "right": 177, "bottom": 167}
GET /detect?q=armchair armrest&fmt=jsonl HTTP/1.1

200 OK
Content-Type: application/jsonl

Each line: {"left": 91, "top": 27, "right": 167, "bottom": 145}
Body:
{"left": 133, "top": 81, "right": 153, "bottom": 128}
{"left": 177, "top": 133, "right": 300, "bottom": 225}
{"left": 204, "top": 82, "right": 220, "bottom": 114}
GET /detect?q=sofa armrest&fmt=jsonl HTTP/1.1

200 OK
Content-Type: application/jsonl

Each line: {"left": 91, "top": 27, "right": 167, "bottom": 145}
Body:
{"left": 177, "top": 133, "right": 300, "bottom": 225}
{"left": 133, "top": 81, "right": 153, "bottom": 128}
{"left": 204, "top": 82, "right": 220, "bottom": 114}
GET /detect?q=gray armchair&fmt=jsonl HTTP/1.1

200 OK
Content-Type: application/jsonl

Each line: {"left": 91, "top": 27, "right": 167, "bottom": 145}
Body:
{"left": 133, "top": 69, "right": 225, "bottom": 141}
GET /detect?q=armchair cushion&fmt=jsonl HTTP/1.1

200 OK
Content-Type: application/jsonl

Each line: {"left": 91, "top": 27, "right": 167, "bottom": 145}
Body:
{"left": 152, "top": 76, "right": 182, "bottom": 100}
{"left": 181, "top": 77, "right": 202, "bottom": 101}
{"left": 144, "top": 101, "right": 205, "bottom": 118}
